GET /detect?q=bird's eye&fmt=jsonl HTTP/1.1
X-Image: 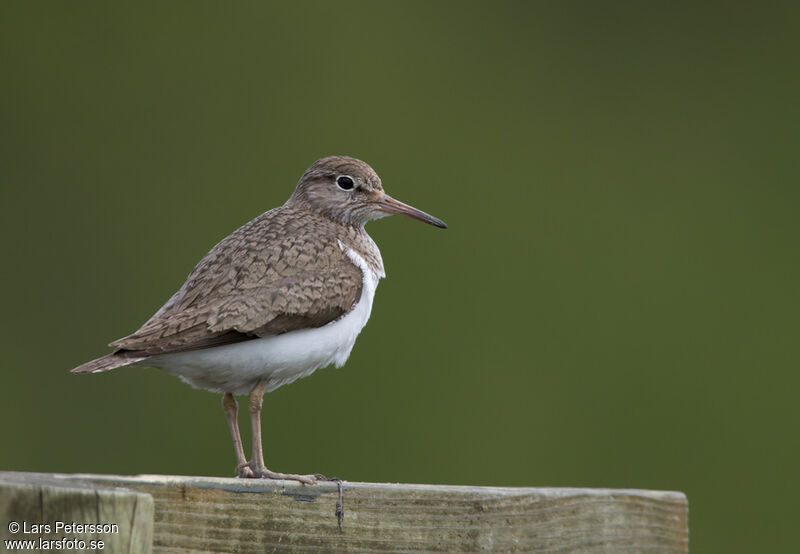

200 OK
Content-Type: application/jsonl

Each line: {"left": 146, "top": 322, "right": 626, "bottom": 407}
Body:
{"left": 336, "top": 176, "right": 355, "bottom": 190}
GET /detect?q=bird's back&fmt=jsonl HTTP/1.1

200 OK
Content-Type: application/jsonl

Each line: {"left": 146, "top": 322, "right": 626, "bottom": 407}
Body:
{"left": 72, "top": 204, "right": 384, "bottom": 385}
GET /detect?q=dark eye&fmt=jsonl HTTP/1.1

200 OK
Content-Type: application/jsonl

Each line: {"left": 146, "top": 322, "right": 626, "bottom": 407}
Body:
{"left": 336, "top": 175, "right": 354, "bottom": 190}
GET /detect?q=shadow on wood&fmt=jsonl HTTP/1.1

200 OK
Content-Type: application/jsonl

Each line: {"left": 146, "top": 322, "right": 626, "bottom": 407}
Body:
{"left": 0, "top": 471, "right": 688, "bottom": 552}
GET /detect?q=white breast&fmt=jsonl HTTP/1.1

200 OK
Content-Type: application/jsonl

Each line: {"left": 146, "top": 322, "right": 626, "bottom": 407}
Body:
{"left": 149, "top": 241, "right": 383, "bottom": 395}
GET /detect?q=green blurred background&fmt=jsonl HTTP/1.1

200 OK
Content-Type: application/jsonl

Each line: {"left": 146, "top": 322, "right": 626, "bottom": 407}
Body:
{"left": 2, "top": 2, "right": 798, "bottom": 552}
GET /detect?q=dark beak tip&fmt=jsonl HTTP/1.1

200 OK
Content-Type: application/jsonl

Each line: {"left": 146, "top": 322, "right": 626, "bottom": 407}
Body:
{"left": 380, "top": 195, "right": 446, "bottom": 229}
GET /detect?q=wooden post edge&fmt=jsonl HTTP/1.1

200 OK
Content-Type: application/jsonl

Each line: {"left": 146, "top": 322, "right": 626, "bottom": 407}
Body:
{"left": 0, "top": 471, "right": 688, "bottom": 552}
{"left": 0, "top": 471, "right": 154, "bottom": 553}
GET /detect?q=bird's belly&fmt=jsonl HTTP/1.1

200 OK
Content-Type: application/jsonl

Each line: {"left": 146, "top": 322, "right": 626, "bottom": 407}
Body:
{"left": 149, "top": 247, "right": 380, "bottom": 395}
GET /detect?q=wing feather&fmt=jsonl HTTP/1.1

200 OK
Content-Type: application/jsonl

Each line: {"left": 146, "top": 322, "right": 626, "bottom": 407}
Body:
{"left": 109, "top": 209, "right": 363, "bottom": 357}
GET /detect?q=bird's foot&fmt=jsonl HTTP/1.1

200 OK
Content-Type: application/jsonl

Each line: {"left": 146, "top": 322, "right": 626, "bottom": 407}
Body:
{"left": 249, "top": 462, "right": 317, "bottom": 485}
{"left": 235, "top": 462, "right": 254, "bottom": 479}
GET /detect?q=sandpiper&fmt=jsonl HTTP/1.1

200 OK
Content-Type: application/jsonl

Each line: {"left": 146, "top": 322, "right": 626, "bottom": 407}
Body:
{"left": 71, "top": 156, "right": 446, "bottom": 484}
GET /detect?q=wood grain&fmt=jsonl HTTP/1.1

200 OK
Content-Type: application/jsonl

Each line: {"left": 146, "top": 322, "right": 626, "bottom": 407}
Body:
{"left": 0, "top": 472, "right": 153, "bottom": 553}
{"left": 0, "top": 472, "right": 688, "bottom": 552}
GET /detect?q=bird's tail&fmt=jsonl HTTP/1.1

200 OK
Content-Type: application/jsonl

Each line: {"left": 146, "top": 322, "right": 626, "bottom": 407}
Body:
{"left": 70, "top": 353, "right": 145, "bottom": 374}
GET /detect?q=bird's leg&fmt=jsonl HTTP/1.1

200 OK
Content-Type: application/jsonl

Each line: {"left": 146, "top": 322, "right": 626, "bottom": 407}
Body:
{"left": 222, "top": 393, "right": 253, "bottom": 478}
{"left": 248, "top": 379, "right": 316, "bottom": 485}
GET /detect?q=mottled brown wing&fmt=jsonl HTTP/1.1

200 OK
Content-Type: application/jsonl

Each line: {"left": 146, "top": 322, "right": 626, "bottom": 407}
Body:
{"left": 110, "top": 210, "right": 363, "bottom": 356}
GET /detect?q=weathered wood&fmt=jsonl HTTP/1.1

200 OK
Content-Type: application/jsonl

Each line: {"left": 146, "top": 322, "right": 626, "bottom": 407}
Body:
{"left": 0, "top": 472, "right": 153, "bottom": 553}
{"left": 0, "top": 472, "right": 688, "bottom": 552}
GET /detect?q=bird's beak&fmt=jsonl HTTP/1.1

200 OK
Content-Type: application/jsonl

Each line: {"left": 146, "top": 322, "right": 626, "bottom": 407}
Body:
{"left": 377, "top": 195, "right": 447, "bottom": 228}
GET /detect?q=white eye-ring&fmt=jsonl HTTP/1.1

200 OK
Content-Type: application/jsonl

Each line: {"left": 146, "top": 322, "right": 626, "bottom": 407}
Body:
{"left": 336, "top": 175, "right": 355, "bottom": 190}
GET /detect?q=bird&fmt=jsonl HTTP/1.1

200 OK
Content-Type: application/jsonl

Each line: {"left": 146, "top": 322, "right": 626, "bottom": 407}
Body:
{"left": 70, "top": 156, "right": 446, "bottom": 485}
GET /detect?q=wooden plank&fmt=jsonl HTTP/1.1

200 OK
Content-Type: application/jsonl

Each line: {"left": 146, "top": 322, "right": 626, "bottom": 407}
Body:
{"left": 0, "top": 472, "right": 154, "bottom": 553}
{"left": 0, "top": 472, "right": 688, "bottom": 552}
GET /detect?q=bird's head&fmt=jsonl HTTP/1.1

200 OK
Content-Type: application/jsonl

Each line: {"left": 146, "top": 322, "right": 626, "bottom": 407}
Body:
{"left": 288, "top": 156, "right": 447, "bottom": 229}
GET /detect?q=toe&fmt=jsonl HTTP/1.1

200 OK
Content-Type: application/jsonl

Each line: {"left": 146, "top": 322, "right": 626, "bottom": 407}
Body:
{"left": 236, "top": 462, "right": 255, "bottom": 479}
{"left": 294, "top": 474, "right": 317, "bottom": 486}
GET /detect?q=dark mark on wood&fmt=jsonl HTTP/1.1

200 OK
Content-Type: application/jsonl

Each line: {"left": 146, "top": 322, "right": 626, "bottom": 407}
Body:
{"left": 283, "top": 492, "right": 317, "bottom": 502}
{"left": 333, "top": 478, "right": 344, "bottom": 532}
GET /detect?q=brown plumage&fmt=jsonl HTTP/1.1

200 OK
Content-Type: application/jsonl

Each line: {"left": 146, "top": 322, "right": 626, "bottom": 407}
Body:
{"left": 72, "top": 159, "right": 392, "bottom": 371}
{"left": 70, "top": 155, "right": 446, "bottom": 483}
